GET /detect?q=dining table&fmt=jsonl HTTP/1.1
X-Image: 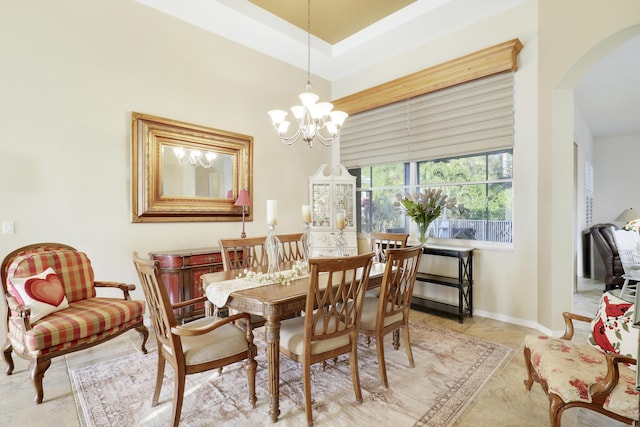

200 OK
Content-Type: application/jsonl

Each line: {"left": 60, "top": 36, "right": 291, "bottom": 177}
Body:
{"left": 201, "top": 260, "right": 386, "bottom": 423}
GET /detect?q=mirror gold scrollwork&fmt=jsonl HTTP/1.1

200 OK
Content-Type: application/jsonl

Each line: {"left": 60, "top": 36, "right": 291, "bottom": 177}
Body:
{"left": 131, "top": 112, "right": 253, "bottom": 222}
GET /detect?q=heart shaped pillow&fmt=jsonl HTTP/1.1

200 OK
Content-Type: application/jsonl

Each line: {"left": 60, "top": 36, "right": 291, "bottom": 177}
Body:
{"left": 9, "top": 267, "right": 69, "bottom": 322}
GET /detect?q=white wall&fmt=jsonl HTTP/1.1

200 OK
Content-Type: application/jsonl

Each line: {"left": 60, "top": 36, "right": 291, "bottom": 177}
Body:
{"left": 0, "top": 0, "right": 331, "bottom": 304}
{"left": 593, "top": 133, "right": 640, "bottom": 224}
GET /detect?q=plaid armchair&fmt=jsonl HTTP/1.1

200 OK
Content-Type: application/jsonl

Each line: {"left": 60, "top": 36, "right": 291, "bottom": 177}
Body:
{"left": 1, "top": 243, "right": 149, "bottom": 403}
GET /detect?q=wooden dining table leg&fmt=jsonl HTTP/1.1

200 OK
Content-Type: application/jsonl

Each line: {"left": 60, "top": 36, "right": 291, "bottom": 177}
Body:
{"left": 264, "top": 312, "right": 281, "bottom": 423}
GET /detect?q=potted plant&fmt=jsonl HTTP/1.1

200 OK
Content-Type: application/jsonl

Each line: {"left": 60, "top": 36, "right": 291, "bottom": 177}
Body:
{"left": 395, "top": 188, "right": 461, "bottom": 243}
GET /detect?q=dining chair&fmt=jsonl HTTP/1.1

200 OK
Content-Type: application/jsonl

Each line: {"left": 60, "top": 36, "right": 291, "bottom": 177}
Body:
{"left": 359, "top": 245, "right": 422, "bottom": 388}
{"left": 219, "top": 236, "right": 269, "bottom": 270}
{"left": 366, "top": 232, "right": 410, "bottom": 298}
{"left": 612, "top": 229, "right": 640, "bottom": 299}
{"left": 369, "top": 231, "right": 409, "bottom": 263}
{"left": 132, "top": 253, "right": 257, "bottom": 427}
{"left": 279, "top": 252, "right": 374, "bottom": 427}
{"left": 218, "top": 236, "right": 272, "bottom": 327}
{"left": 277, "top": 232, "right": 305, "bottom": 262}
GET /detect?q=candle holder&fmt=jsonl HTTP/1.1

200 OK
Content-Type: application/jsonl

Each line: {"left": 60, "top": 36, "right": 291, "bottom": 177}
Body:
{"left": 335, "top": 228, "right": 347, "bottom": 257}
{"left": 301, "top": 221, "right": 311, "bottom": 262}
{"left": 265, "top": 224, "right": 281, "bottom": 274}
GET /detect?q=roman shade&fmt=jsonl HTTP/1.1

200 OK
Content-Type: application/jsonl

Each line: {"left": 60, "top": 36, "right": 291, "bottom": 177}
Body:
{"left": 340, "top": 71, "right": 514, "bottom": 168}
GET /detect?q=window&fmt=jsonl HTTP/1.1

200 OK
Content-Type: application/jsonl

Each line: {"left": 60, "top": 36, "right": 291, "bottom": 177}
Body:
{"left": 353, "top": 163, "right": 407, "bottom": 234}
{"left": 585, "top": 161, "right": 594, "bottom": 226}
{"left": 350, "top": 149, "right": 513, "bottom": 243}
{"left": 341, "top": 69, "right": 516, "bottom": 243}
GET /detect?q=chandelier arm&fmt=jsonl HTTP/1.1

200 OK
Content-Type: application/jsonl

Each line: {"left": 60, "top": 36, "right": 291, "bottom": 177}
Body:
{"left": 176, "top": 156, "right": 189, "bottom": 166}
{"left": 315, "top": 131, "right": 339, "bottom": 146}
{"left": 276, "top": 126, "right": 304, "bottom": 144}
{"left": 198, "top": 157, "right": 214, "bottom": 168}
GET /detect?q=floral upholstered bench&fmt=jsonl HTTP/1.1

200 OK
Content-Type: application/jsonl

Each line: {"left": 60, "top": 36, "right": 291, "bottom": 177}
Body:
{"left": 523, "top": 291, "right": 639, "bottom": 426}
{"left": 1, "top": 243, "right": 149, "bottom": 403}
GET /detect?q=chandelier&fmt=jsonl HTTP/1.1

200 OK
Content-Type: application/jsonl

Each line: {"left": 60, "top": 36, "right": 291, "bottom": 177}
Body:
{"left": 172, "top": 147, "right": 217, "bottom": 168}
{"left": 267, "top": 0, "right": 348, "bottom": 148}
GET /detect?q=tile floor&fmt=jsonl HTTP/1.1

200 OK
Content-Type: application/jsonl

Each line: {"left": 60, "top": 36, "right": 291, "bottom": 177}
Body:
{"left": 0, "top": 278, "right": 633, "bottom": 426}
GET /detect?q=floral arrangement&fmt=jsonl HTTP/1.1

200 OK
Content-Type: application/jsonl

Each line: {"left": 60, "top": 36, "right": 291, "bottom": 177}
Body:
{"left": 394, "top": 188, "right": 461, "bottom": 243}
{"left": 244, "top": 260, "right": 309, "bottom": 285}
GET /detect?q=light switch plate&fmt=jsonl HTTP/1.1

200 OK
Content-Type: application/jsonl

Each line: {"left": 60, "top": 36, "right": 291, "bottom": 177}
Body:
{"left": 2, "top": 221, "right": 14, "bottom": 235}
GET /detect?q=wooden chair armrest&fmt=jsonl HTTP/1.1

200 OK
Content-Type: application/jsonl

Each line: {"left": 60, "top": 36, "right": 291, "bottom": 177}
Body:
{"left": 170, "top": 296, "right": 208, "bottom": 310}
{"left": 5, "top": 293, "right": 23, "bottom": 312}
{"left": 591, "top": 353, "right": 637, "bottom": 399}
{"left": 94, "top": 281, "right": 136, "bottom": 300}
{"left": 5, "top": 293, "right": 33, "bottom": 331}
{"left": 560, "top": 311, "right": 593, "bottom": 340}
{"left": 171, "top": 312, "right": 252, "bottom": 337}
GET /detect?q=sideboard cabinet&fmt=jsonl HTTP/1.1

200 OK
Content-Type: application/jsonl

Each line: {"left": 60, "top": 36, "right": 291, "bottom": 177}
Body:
{"left": 149, "top": 247, "right": 224, "bottom": 322}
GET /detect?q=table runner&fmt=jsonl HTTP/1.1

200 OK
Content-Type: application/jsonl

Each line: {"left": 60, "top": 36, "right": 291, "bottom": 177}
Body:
{"left": 205, "top": 266, "right": 310, "bottom": 307}
{"left": 205, "top": 277, "right": 268, "bottom": 308}
{"left": 205, "top": 262, "right": 385, "bottom": 308}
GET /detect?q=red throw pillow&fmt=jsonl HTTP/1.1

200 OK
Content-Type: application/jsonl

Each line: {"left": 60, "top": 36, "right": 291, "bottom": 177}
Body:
{"left": 588, "top": 291, "right": 638, "bottom": 369}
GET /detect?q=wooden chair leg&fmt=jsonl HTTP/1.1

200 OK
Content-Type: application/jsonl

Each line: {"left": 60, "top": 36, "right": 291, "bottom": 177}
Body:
{"left": 402, "top": 321, "right": 415, "bottom": 367}
{"left": 2, "top": 341, "right": 14, "bottom": 375}
{"left": 29, "top": 359, "right": 51, "bottom": 404}
{"left": 392, "top": 328, "right": 400, "bottom": 350}
{"left": 136, "top": 324, "right": 149, "bottom": 354}
{"left": 303, "top": 363, "right": 313, "bottom": 427}
{"left": 171, "top": 370, "right": 186, "bottom": 427}
{"left": 350, "top": 343, "right": 363, "bottom": 403}
{"left": 549, "top": 393, "right": 566, "bottom": 427}
{"left": 523, "top": 346, "right": 534, "bottom": 390}
{"left": 152, "top": 352, "right": 166, "bottom": 406}
{"left": 375, "top": 331, "right": 389, "bottom": 388}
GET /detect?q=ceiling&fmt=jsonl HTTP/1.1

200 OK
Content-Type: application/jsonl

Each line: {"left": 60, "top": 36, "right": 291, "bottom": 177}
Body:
{"left": 248, "top": 0, "right": 416, "bottom": 44}
{"left": 137, "top": 0, "right": 639, "bottom": 139}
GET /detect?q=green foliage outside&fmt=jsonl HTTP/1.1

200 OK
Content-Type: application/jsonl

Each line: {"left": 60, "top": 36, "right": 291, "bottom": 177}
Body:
{"left": 352, "top": 150, "right": 513, "bottom": 240}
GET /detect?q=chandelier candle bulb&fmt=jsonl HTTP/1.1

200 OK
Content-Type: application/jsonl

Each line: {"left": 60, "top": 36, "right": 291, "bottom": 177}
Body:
{"left": 267, "top": 200, "right": 278, "bottom": 225}
{"left": 302, "top": 205, "right": 312, "bottom": 223}
{"left": 336, "top": 212, "right": 345, "bottom": 230}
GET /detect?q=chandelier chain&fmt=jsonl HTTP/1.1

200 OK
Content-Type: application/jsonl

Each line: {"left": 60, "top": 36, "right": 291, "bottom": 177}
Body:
{"left": 306, "top": 0, "right": 311, "bottom": 86}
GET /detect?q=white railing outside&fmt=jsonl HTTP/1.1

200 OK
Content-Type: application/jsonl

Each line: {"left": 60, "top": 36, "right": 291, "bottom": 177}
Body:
{"left": 430, "top": 219, "right": 512, "bottom": 242}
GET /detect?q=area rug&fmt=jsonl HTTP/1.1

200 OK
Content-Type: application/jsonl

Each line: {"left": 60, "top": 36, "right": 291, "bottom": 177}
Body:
{"left": 71, "top": 321, "right": 511, "bottom": 427}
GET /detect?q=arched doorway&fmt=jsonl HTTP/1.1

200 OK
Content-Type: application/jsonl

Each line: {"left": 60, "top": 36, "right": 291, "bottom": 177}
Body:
{"left": 553, "top": 26, "right": 640, "bottom": 315}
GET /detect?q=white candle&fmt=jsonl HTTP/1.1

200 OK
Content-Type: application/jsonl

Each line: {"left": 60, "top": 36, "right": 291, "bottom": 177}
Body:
{"left": 336, "top": 212, "right": 345, "bottom": 230}
{"left": 266, "top": 200, "right": 278, "bottom": 225}
{"left": 302, "top": 205, "right": 312, "bottom": 223}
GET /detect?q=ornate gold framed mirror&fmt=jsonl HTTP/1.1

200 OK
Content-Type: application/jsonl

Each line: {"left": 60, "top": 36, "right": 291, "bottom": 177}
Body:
{"left": 131, "top": 112, "right": 253, "bottom": 222}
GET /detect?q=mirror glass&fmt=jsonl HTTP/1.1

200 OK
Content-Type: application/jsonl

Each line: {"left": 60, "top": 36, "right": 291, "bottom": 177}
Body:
{"left": 160, "top": 144, "right": 235, "bottom": 199}
{"left": 132, "top": 112, "right": 253, "bottom": 222}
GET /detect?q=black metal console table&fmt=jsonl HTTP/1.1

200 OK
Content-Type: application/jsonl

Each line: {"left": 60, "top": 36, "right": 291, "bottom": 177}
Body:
{"left": 412, "top": 244, "right": 473, "bottom": 323}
